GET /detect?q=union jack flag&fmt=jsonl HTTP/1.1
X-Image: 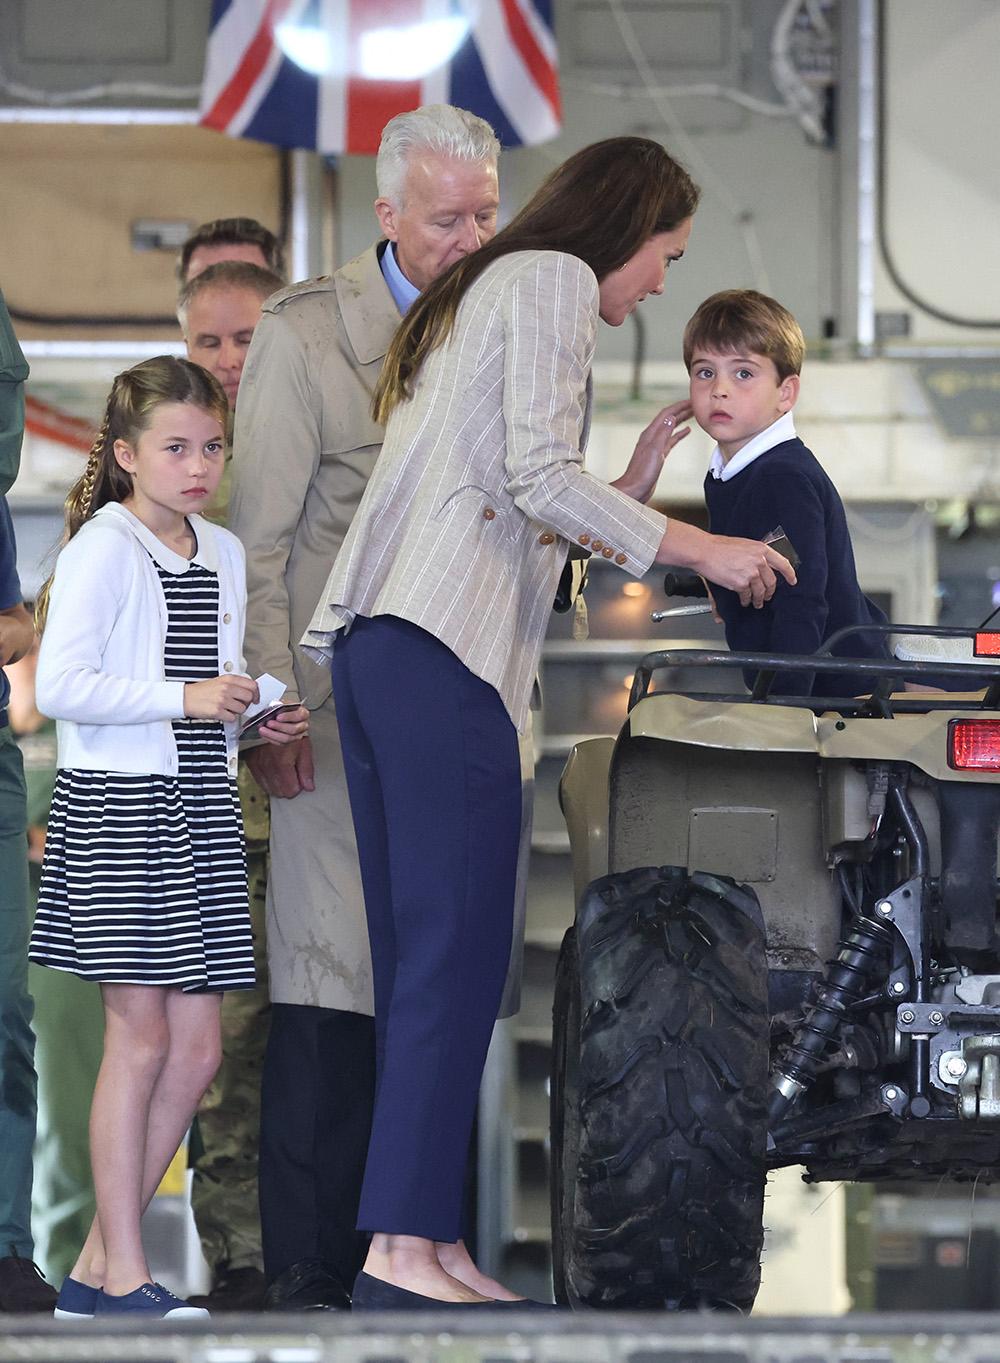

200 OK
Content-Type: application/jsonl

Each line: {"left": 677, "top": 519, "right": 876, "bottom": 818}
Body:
{"left": 199, "top": 0, "right": 561, "bottom": 153}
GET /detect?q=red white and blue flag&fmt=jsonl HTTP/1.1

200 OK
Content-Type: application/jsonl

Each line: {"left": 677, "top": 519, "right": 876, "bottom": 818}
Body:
{"left": 200, "top": 0, "right": 561, "bottom": 153}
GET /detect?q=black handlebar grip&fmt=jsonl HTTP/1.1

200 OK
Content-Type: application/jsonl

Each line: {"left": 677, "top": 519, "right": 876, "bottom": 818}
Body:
{"left": 662, "top": 572, "right": 708, "bottom": 599}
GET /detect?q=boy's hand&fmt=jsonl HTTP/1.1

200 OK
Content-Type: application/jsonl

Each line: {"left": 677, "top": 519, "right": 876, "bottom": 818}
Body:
{"left": 611, "top": 400, "right": 694, "bottom": 504}
{"left": 184, "top": 674, "right": 258, "bottom": 721}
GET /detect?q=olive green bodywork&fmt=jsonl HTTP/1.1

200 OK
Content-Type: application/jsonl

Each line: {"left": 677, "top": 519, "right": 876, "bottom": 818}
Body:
{"left": 561, "top": 692, "right": 991, "bottom": 980}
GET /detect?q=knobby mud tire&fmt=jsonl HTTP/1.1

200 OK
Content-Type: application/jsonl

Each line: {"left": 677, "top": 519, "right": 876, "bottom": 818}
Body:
{"left": 551, "top": 865, "right": 770, "bottom": 1311}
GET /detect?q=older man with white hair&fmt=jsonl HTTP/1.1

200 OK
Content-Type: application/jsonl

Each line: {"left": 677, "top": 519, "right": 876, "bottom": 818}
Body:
{"left": 229, "top": 104, "right": 503, "bottom": 1312}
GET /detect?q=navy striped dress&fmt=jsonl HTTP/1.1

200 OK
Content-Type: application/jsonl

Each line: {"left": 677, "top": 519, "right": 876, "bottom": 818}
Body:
{"left": 30, "top": 556, "right": 254, "bottom": 992}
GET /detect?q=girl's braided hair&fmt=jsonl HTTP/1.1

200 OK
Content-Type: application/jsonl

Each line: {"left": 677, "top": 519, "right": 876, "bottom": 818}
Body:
{"left": 35, "top": 355, "right": 227, "bottom": 630}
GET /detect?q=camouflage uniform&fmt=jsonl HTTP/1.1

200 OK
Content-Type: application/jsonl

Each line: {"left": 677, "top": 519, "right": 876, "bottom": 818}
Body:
{"left": 188, "top": 464, "right": 270, "bottom": 1280}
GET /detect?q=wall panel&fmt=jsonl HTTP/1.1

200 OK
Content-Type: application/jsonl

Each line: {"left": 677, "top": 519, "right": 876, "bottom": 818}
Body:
{"left": 0, "top": 124, "right": 283, "bottom": 340}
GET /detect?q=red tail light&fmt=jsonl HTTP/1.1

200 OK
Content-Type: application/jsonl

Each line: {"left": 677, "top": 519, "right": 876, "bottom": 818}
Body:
{"left": 949, "top": 718, "right": 1000, "bottom": 770}
{"left": 975, "top": 632, "right": 1000, "bottom": 656}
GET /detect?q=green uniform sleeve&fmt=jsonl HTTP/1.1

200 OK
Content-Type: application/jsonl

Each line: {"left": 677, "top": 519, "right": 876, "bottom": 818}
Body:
{"left": 0, "top": 285, "right": 29, "bottom": 498}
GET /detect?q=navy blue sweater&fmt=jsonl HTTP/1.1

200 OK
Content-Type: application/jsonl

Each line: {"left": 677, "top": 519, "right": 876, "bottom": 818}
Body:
{"left": 704, "top": 437, "right": 888, "bottom": 696}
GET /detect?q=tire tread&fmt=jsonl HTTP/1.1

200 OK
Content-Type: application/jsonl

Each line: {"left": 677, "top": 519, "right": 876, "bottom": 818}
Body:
{"left": 551, "top": 865, "right": 770, "bottom": 1311}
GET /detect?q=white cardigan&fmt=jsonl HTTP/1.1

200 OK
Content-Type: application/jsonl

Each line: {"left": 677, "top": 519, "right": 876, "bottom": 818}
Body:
{"left": 36, "top": 503, "right": 249, "bottom": 777}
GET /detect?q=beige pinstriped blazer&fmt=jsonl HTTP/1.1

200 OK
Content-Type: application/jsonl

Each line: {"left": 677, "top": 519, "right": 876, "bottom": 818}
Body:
{"left": 303, "top": 249, "right": 668, "bottom": 732}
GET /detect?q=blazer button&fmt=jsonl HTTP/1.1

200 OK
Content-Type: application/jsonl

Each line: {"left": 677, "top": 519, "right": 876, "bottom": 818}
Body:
{"left": 591, "top": 540, "right": 603, "bottom": 552}
{"left": 616, "top": 553, "right": 627, "bottom": 564}
{"left": 483, "top": 508, "right": 496, "bottom": 520}
{"left": 578, "top": 534, "right": 590, "bottom": 546}
{"left": 223, "top": 661, "right": 234, "bottom": 672}
{"left": 222, "top": 612, "right": 232, "bottom": 624}
{"left": 539, "top": 532, "right": 555, "bottom": 545}
{"left": 602, "top": 546, "right": 614, "bottom": 558}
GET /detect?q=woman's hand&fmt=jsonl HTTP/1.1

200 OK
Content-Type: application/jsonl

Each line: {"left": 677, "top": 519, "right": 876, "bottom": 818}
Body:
{"left": 703, "top": 538, "right": 796, "bottom": 607}
{"left": 184, "top": 674, "right": 258, "bottom": 721}
{"left": 655, "top": 520, "right": 797, "bottom": 607}
{"left": 610, "top": 400, "right": 693, "bottom": 504}
{"left": 256, "top": 704, "right": 310, "bottom": 746}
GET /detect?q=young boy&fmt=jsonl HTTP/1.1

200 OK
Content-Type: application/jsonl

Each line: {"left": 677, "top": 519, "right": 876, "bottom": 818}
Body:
{"left": 683, "top": 288, "right": 887, "bottom": 697}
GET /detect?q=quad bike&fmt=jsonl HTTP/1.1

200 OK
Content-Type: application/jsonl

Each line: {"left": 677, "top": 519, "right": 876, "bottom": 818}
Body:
{"left": 550, "top": 583, "right": 1000, "bottom": 1312}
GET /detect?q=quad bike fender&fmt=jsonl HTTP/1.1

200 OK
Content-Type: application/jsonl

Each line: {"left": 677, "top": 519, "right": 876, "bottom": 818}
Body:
{"left": 559, "top": 737, "right": 615, "bottom": 908}
{"left": 608, "top": 720, "right": 841, "bottom": 977}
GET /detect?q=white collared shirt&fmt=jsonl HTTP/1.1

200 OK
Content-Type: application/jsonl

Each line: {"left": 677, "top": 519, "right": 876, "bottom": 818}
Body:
{"left": 379, "top": 241, "right": 420, "bottom": 315}
{"left": 707, "top": 410, "right": 798, "bottom": 482}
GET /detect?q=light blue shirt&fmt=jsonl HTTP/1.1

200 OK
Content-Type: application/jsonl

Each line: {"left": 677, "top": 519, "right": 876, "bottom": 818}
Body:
{"left": 379, "top": 241, "right": 420, "bottom": 315}
{"left": 708, "top": 410, "right": 797, "bottom": 482}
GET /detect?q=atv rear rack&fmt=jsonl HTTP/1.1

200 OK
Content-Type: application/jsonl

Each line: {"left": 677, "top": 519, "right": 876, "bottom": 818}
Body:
{"left": 629, "top": 624, "right": 1000, "bottom": 716}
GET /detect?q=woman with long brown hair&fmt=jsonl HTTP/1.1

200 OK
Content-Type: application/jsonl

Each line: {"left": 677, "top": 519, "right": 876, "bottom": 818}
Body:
{"left": 304, "top": 137, "right": 795, "bottom": 1310}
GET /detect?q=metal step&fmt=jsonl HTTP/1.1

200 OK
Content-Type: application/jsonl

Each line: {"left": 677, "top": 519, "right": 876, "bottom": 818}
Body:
{"left": 2, "top": 1310, "right": 1000, "bottom": 1362}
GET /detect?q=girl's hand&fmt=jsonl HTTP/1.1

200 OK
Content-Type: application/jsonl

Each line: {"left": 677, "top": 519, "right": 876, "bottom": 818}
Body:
{"left": 184, "top": 674, "right": 258, "bottom": 721}
{"left": 611, "top": 399, "right": 693, "bottom": 504}
{"left": 257, "top": 704, "right": 310, "bottom": 746}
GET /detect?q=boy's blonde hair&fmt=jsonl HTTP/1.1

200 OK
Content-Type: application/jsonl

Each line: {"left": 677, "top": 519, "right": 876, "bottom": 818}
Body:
{"left": 683, "top": 289, "right": 805, "bottom": 382}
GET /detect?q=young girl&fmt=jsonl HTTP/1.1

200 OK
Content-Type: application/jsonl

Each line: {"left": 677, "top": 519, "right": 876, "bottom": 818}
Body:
{"left": 29, "top": 356, "right": 307, "bottom": 1319}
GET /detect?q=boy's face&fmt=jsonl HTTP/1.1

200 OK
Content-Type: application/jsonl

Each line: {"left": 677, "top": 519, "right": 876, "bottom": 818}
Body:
{"left": 688, "top": 349, "right": 799, "bottom": 464}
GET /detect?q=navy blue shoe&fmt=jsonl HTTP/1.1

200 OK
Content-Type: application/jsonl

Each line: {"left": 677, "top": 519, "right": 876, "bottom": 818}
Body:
{"left": 54, "top": 1276, "right": 99, "bottom": 1320}
{"left": 95, "top": 1282, "right": 209, "bottom": 1319}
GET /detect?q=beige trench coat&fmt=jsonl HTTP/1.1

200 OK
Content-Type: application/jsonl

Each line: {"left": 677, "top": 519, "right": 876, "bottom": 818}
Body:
{"left": 229, "top": 245, "right": 398, "bottom": 1014}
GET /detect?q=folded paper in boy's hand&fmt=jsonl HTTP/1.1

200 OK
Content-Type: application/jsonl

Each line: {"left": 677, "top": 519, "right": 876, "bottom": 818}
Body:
{"left": 763, "top": 525, "right": 801, "bottom": 570}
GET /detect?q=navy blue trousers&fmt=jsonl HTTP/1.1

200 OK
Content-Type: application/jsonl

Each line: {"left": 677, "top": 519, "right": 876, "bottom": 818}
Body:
{"left": 331, "top": 615, "right": 521, "bottom": 1243}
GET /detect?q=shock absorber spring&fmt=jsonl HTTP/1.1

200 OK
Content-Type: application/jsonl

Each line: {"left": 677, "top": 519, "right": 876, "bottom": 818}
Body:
{"left": 769, "top": 915, "right": 896, "bottom": 1125}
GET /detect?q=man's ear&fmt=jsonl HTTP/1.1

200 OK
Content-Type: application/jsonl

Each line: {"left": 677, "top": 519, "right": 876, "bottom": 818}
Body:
{"left": 374, "top": 198, "right": 399, "bottom": 243}
{"left": 113, "top": 438, "right": 136, "bottom": 473}
{"left": 778, "top": 373, "right": 800, "bottom": 413}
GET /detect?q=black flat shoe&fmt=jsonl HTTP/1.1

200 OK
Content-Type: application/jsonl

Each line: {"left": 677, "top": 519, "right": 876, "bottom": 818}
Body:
{"left": 351, "top": 1272, "right": 560, "bottom": 1311}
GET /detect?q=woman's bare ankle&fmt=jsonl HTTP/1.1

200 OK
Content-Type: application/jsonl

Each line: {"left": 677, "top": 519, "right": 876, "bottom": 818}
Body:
{"left": 435, "top": 1240, "right": 522, "bottom": 1301}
